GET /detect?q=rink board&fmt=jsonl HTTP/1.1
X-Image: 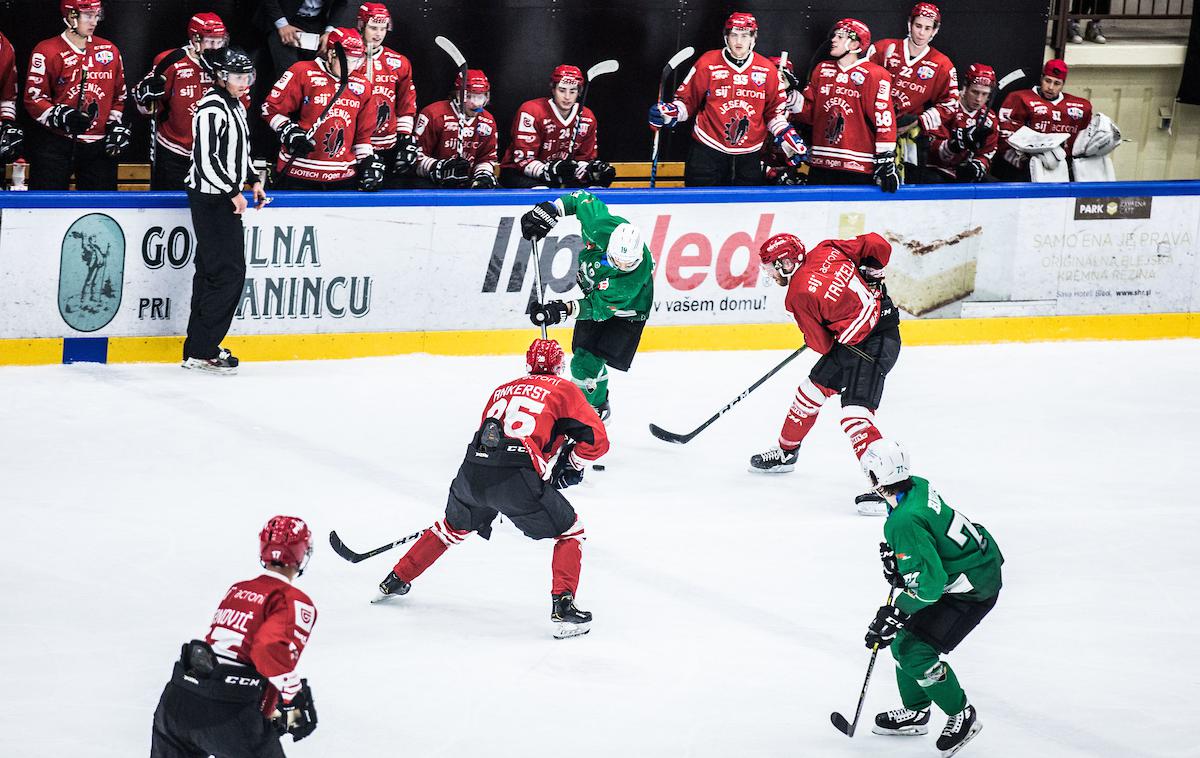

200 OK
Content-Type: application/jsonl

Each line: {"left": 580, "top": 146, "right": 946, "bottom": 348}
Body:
{"left": 0, "top": 181, "right": 1197, "bottom": 364}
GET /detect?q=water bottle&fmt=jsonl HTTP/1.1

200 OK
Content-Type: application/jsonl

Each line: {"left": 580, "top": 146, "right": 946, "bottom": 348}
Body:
{"left": 10, "top": 158, "right": 27, "bottom": 191}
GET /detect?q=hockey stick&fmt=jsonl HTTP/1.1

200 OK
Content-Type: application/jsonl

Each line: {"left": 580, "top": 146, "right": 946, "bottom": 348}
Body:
{"left": 648, "top": 345, "right": 808, "bottom": 444}
{"left": 278, "top": 42, "right": 348, "bottom": 184}
{"left": 565, "top": 59, "right": 619, "bottom": 160}
{"left": 147, "top": 47, "right": 190, "bottom": 171}
{"left": 529, "top": 238, "right": 548, "bottom": 340}
{"left": 831, "top": 587, "right": 899, "bottom": 737}
{"left": 649, "top": 46, "right": 694, "bottom": 188}
{"left": 434, "top": 35, "right": 469, "bottom": 159}
{"left": 328, "top": 528, "right": 426, "bottom": 563}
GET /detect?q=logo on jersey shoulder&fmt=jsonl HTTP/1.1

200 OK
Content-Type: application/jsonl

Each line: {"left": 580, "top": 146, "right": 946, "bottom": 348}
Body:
{"left": 387, "top": 56, "right": 401, "bottom": 69}
{"left": 1067, "top": 105, "right": 1084, "bottom": 120}
{"left": 598, "top": 279, "right": 610, "bottom": 290}
{"left": 30, "top": 53, "right": 45, "bottom": 76}
{"left": 348, "top": 81, "right": 365, "bottom": 96}
{"left": 58, "top": 213, "right": 125, "bottom": 333}
{"left": 849, "top": 70, "right": 865, "bottom": 86}
{"left": 294, "top": 600, "right": 316, "bottom": 632}
{"left": 477, "top": 121, "right": 493, "bottom": 136}
{"left": 750, "top": 71, "right": 767, "bottom": 86}
{"left": 94, "top": 50, "right": 114, "bottom": 66}
{"left": 1032, "top": 104, "right": 1048, "bottom": 115}
{"left": 917, "top": 65, "right": 935, "bottom": 80}
{"left": 177, "top": 67, "right": 195, "bottom": 80}
{"left": 518, "top": 111, "right": 535, "bottom": 133}
{"left": 712, "top": 69, "right": 730, "bottom": 81}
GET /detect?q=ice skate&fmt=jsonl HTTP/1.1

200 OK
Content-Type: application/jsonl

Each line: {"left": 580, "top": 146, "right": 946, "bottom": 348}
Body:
{"left": 596, "top": 397, "right": 611, "bottom": 423}
{"left": 872, "top": 706, "right": 930, "bottom": 736}
{"left": 182, "top": 347, "right": 239, "bottom": 375}
{"left": 856, "top": 492, "right": 889, "bottom": 516}
{"left": 551, "top": 592, "right": 591, "bottom": 639}
{"left": 372, "top": 571, "right": 411, "bottom": 604}
{"left": 748, "top": 446, "right": 798, "bottom": 473}
{"left": 936, "top": 704, "right": 981, "bottom": 757}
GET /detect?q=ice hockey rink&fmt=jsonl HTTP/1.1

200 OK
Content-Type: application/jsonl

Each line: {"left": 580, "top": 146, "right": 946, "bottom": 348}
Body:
{"left": 0, "top": 338, "right": 1194, "bottom": 758}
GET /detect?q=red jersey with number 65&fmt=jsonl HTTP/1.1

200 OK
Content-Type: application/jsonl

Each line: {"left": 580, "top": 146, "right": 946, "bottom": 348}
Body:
{"left": 784, "top": 233, "right": 893, "bottom": 355}
{"left": 481, "top": 374, "right": 609, "bottom": 477}
{"left": 204, "top": 572, "right": 317, "bottom": 716}
{"left": 798, "top": 59, "right": 896, "bottom": 175}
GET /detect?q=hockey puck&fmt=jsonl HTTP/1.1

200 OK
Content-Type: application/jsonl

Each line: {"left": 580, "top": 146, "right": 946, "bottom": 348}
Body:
{"left": 592, "top": 464, "right": 606, "bottom": 471}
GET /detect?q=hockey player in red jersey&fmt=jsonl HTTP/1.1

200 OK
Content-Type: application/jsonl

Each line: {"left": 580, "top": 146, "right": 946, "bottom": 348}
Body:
{"left": 151, "top": 515, "right": 319, "bottom": 756}
{"left": 996, "top": 59, "right": 1092, "bottom": 181}
{"left": 134, "top": 13, "right": 247, "bottom": 190}
{"left": 356, "top": 2, "right": 418, "bottom": 188}
{"left": 377, "top": 339, "right": 608, "bottom": 639}
{"left": 649, "top": 12, "right": 807, "bottom": 186}
{"left": 0, "top": 30, "right": 22, "bottom": 165}
{"left": 24, "top": 1, "right": 129, "bottom": 190}
{"left": 500, "top": 64, "right": 614, "bottom": 189}
{"left": 919, "top": 63, "right": 999, "bottom": 182}
{"left": 749, "top": 232, "right": 902, "bottom": 516}
{"left": 262, "top": 27, "right": 383, "bottom": 190}
{"left": 796, "top": 18, "right": 899, "bottom": 191}
{"left": 412, "top": 69, "right": 499, "bottom": 189}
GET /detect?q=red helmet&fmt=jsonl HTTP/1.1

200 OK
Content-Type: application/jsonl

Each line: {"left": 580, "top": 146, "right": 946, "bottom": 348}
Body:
{"left": 1043, "top": 58, "right": 1068, "bottom": 81}
{"left": 725, "top": 12, "right": 758, "bottom": 33}
{"left": 551, "top": 64, "right": 584, "bottom": 89}
{"left": 769, "top": 55, "right": 794, "bottom": 73}
{"left": 455, "top": 69, "right": 490, "bottom": 94}
{"left": 188, "top": 13, "right": 228, "bottom": 42}
{"left": 910, "top": 2, "right": 941, "bottom": 25}
{"left": 759, "top": 233, "right": 807, "bottom": 270}
{"left": 357, "top": 2, "right": 392, "bottom": 30}
{"left": 259, "top": 515, "right": 313, "bottom": 573}
{"left": 327, "top": 27, "right": 366, "bottom": 59}
{"left": 965, "top": 63, "right": 996, "bottom": 89}
{"left": 526, "top": 339, "right": 565, "bottom": 376}
{"left": 62, "top": 0, "right": 103, "bottom": 18}
{"left": 832, "top": 18, "right": 871, "bottom": 51}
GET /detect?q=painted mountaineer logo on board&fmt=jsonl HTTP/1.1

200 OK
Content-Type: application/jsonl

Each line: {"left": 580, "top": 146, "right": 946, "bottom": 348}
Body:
{"left": 59, "top": 214, "right": 125, "bottom": 332}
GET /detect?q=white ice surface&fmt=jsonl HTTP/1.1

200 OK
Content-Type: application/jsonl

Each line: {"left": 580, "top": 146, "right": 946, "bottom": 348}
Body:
{"left": 1, "top": 341, "right": 1197, "bottom": 758}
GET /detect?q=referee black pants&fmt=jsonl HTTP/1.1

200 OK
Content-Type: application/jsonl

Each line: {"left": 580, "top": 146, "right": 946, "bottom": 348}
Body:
{"left": 184, "top": 191, "right": 246, "bottom": 361}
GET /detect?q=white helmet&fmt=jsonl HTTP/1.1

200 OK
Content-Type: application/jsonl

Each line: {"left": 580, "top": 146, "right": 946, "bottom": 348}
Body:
{"left": 607, "top": 223, "right": 644, "bottom": 272}
{"left": 861, "top": 439, "right": 910, "bottom": 489}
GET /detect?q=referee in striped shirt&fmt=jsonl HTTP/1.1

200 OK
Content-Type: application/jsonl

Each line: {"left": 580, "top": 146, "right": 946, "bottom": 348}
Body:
{"left": 183, "top": 47, "right": 269, "bottom": 375}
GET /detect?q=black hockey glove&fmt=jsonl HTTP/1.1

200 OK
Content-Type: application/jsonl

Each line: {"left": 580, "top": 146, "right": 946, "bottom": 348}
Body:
{"left": 967, "top": 121, "right": 993, "bottom": 153}
{"left": 132, "top": 75, "right": 167, "bottom": 107}
{"left": 586, "top": 159, "right": 616, "bottom": 187}
{"left": 879, "top": 542, "right": 905, "bottom": 589}
{"left": 357, "top": 154, "right": 386, "bottom": 191}
{"left": 394, "top": 133, "right": 419, "bottom": 174}
{"left": 543, "top": 159, "right": 576, "bottom": 187}
{"left": 280, "top": 122, "right": 315, "bottom": 158}
{"left": 0, "top": 120, "right": 24, "bottom": 162}
{"left": 551, "top": 443, "right": 585, "bottom": 490}
{"left": 858, "top": 263, "right": 886, "bottom": 288}
{"left": 275, "top": 679, "right": 318, "bottom": 741}
{"left": 874, "top": 152, "right": 900, "bottom": 194}
{"left": 955, "top": 158, "right": 988, "bottom": 183}
{"left": 49, "top": 102, "right": 97, "bottom": 136}
{"left": 520, "top": 201, "right": 560, "bottom": 241}
{"left": 104, "top": 122, "right": 132, "bottom": 157}
{"left": 529, "top": 299, "right": 572, "bottom": 327}
{"left": 471, "top": 170, "right": 497, "bottom": 189}
{"left": 575, "top": 267, "right": 594, "bottom": 295}
{"left": 865, "top": 605, "right": 909, "bottom": 649}
{"left": 780, "top": 66, "right": 802, "bottom": 93}
{"left": 432, "top": 156, "right": 471, "bottom": 187}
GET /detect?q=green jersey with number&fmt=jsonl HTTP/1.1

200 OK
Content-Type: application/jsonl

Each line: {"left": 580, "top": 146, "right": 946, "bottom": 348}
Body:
{"left": 559, "top": 190, "right": 654, "bottom": 323}
{"left": 884, "top": 476, "right": 1004, "bottom": 615}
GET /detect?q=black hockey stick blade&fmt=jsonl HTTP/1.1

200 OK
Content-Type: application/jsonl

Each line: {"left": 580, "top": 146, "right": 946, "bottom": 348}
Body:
{"left": 648, "top": 423, "right": 696, "bottom": 445}
{"left": 328, "top": 529, "right": 425, "bottom": 564}
{"left": 830, "top": 711, "right": 855, "bottom": 736}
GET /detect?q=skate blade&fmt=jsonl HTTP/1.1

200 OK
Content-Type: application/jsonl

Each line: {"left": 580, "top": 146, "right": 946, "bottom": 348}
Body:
{"left": 940, "top": 721, "right": 982, "bottom": 757}
{"left": 370, "top": 592, "right": 401, "bottom": 605}
{"left": 552, "top": 621, "right": 591, "bottom": 639}
{"left": 746, "top": 465, "right": 795, "bottom": 474}
{"left": 181, "top": 359, "right": 237, "bottom": 375}
{"left": 871, "top": 725, "right": 928, "bottom": 736}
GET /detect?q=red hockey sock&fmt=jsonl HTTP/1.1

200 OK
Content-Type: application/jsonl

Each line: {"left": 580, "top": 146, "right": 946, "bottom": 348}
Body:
{"left": 391, "top": 528, "right": 451, "bottom": 582}
{"left": 841, "top": 405, "right": 883, "bottom": 459}
{"left": 778, "top": 378, "right": 837, "bottom": 449}
{"left": 551, "top": 518, "right": 585, "bottom": 595}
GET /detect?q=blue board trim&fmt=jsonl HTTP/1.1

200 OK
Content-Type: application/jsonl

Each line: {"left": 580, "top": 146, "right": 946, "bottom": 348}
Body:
{"left": 1, "top": 180, "right": 1197, "bottom": 209}
{"left": 62, "top": 337, "right": 108, "bottom": 364}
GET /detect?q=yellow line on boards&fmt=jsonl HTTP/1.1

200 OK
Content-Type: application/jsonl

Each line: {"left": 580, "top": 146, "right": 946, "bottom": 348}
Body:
{"left": 1, "top": 313, "right": 1196, "bottom": 366}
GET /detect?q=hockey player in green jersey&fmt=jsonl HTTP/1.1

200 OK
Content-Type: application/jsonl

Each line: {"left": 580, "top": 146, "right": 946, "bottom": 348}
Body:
{"left": 859, "top": 439, "right": 1003, "bottom": 757}
{"left": 520, "top": 191, "right": 654, "bottom": 420}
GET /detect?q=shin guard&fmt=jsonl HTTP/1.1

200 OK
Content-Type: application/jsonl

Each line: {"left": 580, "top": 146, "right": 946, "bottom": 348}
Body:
{"left": 551, "top": 518, "right": 586, "bottom": 595}
{"left": 841, "top": 404, "right": 884, "bottom": 459}
{"left": 778, "top": 378, "right": 836, "bottom": 449}
{"left": 391, "top": 519, "right": 466, "bottom": 582}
